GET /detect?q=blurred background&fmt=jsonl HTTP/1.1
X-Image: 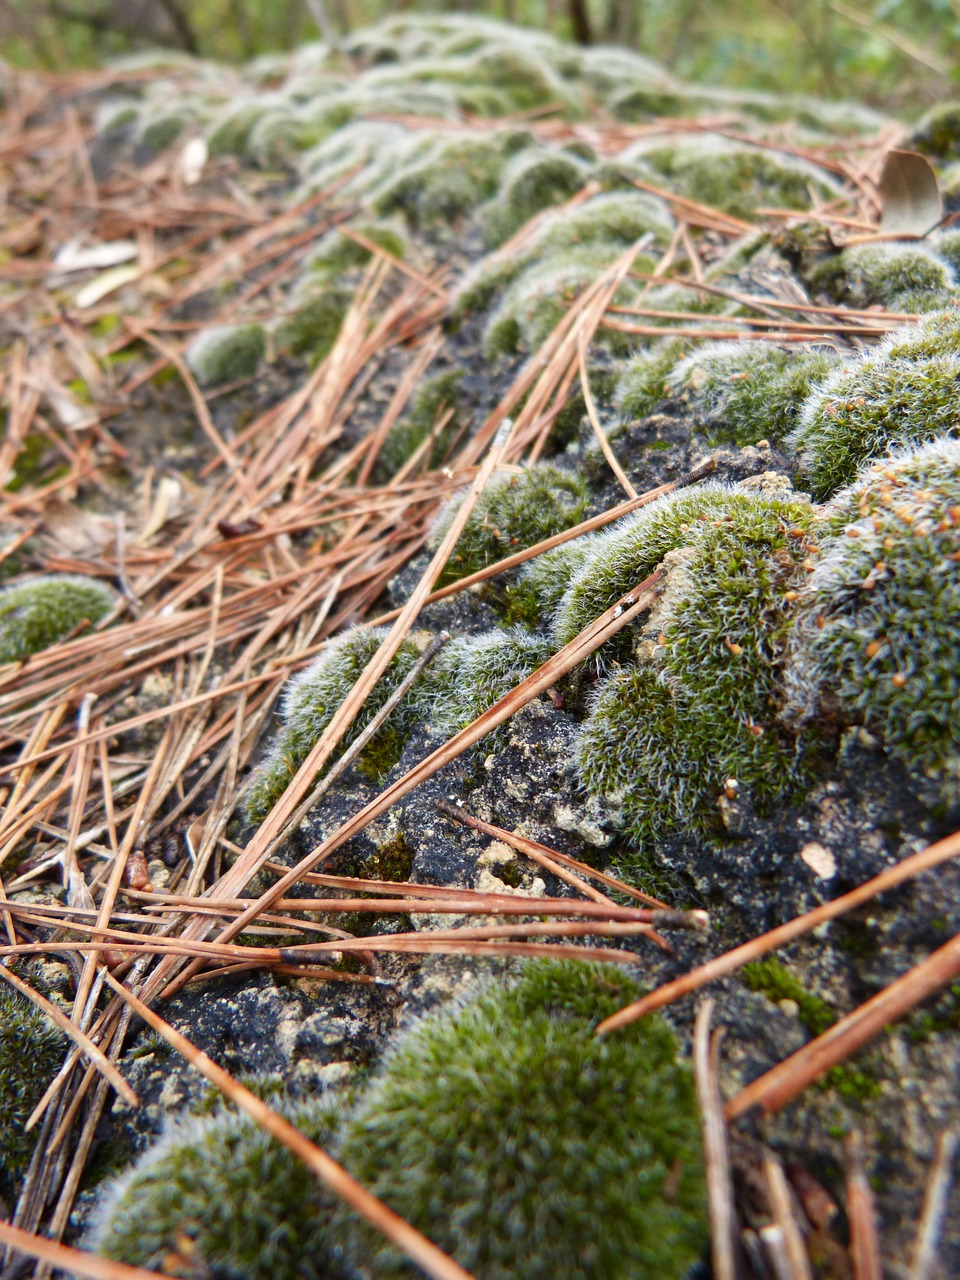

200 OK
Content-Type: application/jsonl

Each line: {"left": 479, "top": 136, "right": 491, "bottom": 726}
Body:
{"left": 0, "top": 0, "right": 957, "bottom": 113}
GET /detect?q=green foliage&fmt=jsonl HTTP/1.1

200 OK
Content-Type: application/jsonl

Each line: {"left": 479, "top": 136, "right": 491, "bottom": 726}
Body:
{"left": 426, "top": 626, "right": 550, "bottom": 735}
{"left": 783, "top": 437, "right": 960, "bottom": 776}
{"left": 789, "top": 350, "right": 960, "bottom": 500}
{"left": 91, "top": 1095, "right": 344, "bottom": 1280}
{"left": 273, "top": 285, "right": 352, "bottom": 363}
{"left": 432, "top": 463, "right": 588, "bottom": 587}
{"left": 505, "top": 538, "right": 593, "bottom": 627}
{"left": 807, "top": 243, "right": 957, "bottom": 314}
{"left": 0, "top": 575, "right": 115, "bottom": 663}
{"left": 185, "top": 323, "right": 266, "bottom": 386}
{"left": 878, "top": 305, "right": 960, "bottom": 360}
{"left": 0, "top": 984, "right": 66, "bottom": 1196}
{"left": 664, "top": 341, "right": 839, "bottom": 445}
{"left": 369, "top": 133, "right": 509, "bottom": 227}
{"left": 576, "top": 489, "right": 814, "bottom": 844}
{"left": 336, "top": 959, "right": 707, "bottom": 1280}
{"left": 244, "top": 627, "right": 423, "bottom": 823}
{"left": 614, "top": 338, "right": 689, "bottom": 421}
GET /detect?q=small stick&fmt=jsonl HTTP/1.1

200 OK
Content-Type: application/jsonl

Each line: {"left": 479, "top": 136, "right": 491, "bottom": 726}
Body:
{"left": 0, "top": 1221, "right": 166, "bottom": 1280}
{"left": 763, "top": 1154, "right": 813, "bottom": 1280}
{"left": 845, "top": 1131, "right": 882, "bottom": 1280}
{"left": 693, "top": 1001, "right": 738, "bottom": 1280}
{"left": 908, "top": 1130, "right": 958, "bottom": 1280}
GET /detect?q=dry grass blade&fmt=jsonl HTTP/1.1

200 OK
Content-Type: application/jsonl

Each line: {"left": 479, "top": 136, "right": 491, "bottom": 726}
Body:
{"left": 726, "top": 930, "right": 960, "bottom": 1121}
{"left": 100, "top": 969, "right": 476, "bottom": 1280}
{"left": 908, "top": 1130, "right": 958, "bottom": 1280}
{"left": 693, "top": 1001, "right": 738, "bottom": 1280}
{"left": 844, "top": 1131, "right": 882, "bottom": 1280}
{"left": 595, "top": 827, "right": 960, "bottom": 1035}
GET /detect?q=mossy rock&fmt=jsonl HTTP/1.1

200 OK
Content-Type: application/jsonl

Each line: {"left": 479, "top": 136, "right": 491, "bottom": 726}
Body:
{"left": 0, "top": 575, "right": 115, "bottom": 664}
{"left": 336, "top": 960, "right": 707, "bottom": 1280}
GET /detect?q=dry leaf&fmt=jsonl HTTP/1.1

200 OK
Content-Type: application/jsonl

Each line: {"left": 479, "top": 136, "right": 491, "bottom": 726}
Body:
{"left": 40, "top": 497, "right": 114, "bottom": 556}
{"left": 879, "top": 149, "right": 942, "bottom": 236}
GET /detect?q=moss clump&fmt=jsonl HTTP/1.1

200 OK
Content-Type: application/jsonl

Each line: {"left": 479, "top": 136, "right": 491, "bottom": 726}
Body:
{"left": 185, "top": 323, "right": 266, "bottom": 387}
{"left": 634, "top": 138, "right": 837, "bottom": 220}
{"left": 378, "top": 369, "right": 465, "bottom": 477}
{"left": 910, "top": 101, "right": 960, "bottom": 159}
{"left": 663, "top": 341, "right": 839, "bottom": 445}
{"left": 552, "top": 484, "right": 741, "bottom": 649}
{"left": 427, "top": 627, "right": 550, "bottom": 735}
{"left": 0, "top": 984, "right": 66, "bottom": 1198}
{"left": 336, "top": 960, "right": 707, "bottom": 1280}
{"left": 369, "top": 133, "right": 508, "bottom": 227}
{"left": 91, "top": 1097, "right": 344, "bottom": 1280}
{"left": 245, "top": 627, "right": 424, "bottom": 824}
{"left": 304, "top": 220, "right": 407, "bottom": 279}
{"left": 481, "top": 147, "right": 591, "bottom": 246}
{"left": 789, "top": 350, "right": 960, "bottom": 500}
{"left": 808, "top": 243, "right": 956, "bottom": 314}
{"left": 878, "top": 305, "right": 960, "bottom": 360}
{"left": 505, "top": 538, "right": 593, "bottom": 627}
{"left": 433, "top": 463, "right": 588, "bottom": 587}
{"left": 0, "top": 575, "right": 115, "bottom": 663}
{"left": 576, "top": 489, "right": 815, "bottom": 844}
{"left": 273, "top": 285, "right": 352, "bottom": 364}
{"left": 783, "top": 437, "right": 960, "bottom": 776}
{"left": 614, "top": 339, "right": 690, "bottom": 421}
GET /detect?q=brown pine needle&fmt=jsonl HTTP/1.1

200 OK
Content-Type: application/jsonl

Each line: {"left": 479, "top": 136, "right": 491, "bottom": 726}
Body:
{"left": 908, "top": 1130, "right": 958, "bottom": 1280}
{"left": 0, "top": 1221, "right": 167, "bottom": 1280}
{"left": 693, "top": 1001, "right": 738, "bottom": 1280}
{"left": 845, "top": 1131, "right": 882, "bottom": 1280}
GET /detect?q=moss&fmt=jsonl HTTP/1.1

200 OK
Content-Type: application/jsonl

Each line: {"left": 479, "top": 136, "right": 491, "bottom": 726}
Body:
{"left": 910, "top": 100, "right": 960, "bottom": 158}
{"left": 807, "top": 243, "right": 956, "bottom": 314}
{"left": 664, "top": 341, "right": 839, "bottom": 445}
{"left": 783, "top": 437, "right": 960, "bottom": 777}
{"left": 504, "top": 538, "right": 593, "bottom": 627}
{"left": 878, "top": 305, "right": 960, "bottom": 360}
{"left": 304, "top": 220, "right": 407, "bottom": 279}
{"left": 634, "top": 138, "right": 838, "bottom": 220}
{"left": 378, "top": 369, "right": 465, "bottom": 477}
{"left": 273, "top": 286, "right": 352, "bottom": 364}
{"left": 0, "top": 575, "right": 115, "bottom": 663}
{"left": 0, "top": 983, "right": 67, "bottom": 1198}
{"left": 426, "top": 626, "right": 550, "bottom": 736}
{"left": 185, "top": 323, "right": 266, "bottom": 387}
{"left": 614, "top": 339, "right": 689, "bottom": 421}
{"left": 207, "top": 101, "right": 269, "bottom": 157}
{"left": 481, "top": 147, "right": 592, "bottom": 246}
{"left": 432, "top": 463, "right": 589, "bottom": 587}
{"left": 336, "top": 960, "right": 707, "bottom": 1280}
{"left": 138, "top": 110, "right": 193, "bottom": 152}
{"left": 245, "top": 627, "right": 424, "bottom": 824}
{"left": 575, "top": 489, "right": 815, "bottom": 844}
{"left": 370, "top": 133, "right": 508, "bottom": 227}
{"left": 91, "top": 1096, "right": 345, "bottom": 1280}
{"left": 741, "top": 957, "right": 835, "bottom": 1036}
{"left": 789, "top": 350, "right": 960, "bottom": 500}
